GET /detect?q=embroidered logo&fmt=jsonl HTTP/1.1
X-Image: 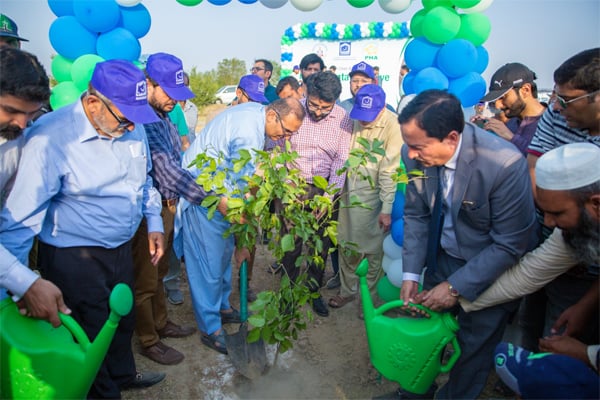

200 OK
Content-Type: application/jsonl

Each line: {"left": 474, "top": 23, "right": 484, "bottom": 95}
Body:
{"left": 136, "top": 81, "right": 147, "bottom": 101}
{"left": 175, "top": 69, "right": 184, "bottom": 85}
{"left": 494, "top": 80, "right": 503, "bottom": 88}
{"left": 361, "top": 96, "right": 373, "bottom": 109}
{"left": 258, "top": 82, "right": 265, "bottom": 92}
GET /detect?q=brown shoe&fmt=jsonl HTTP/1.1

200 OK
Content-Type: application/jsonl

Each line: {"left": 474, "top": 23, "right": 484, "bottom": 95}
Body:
{"left": 140, "top": 341, "right": 184, "bottom": 365}
{"left": 157, "top": 320, "right": 196, "bottom": 338}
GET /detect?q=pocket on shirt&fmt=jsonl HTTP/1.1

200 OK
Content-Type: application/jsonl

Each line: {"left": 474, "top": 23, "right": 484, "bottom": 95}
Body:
{"left": 459, "top": 201, "right": 490, "bottom": 230}
{"left": 126, "top": 155, "right": 147, "bottom": 191}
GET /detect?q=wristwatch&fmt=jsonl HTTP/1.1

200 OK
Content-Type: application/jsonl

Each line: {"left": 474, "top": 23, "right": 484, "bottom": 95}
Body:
{"left": 448, "top": 283, "right": 459, "bottom": 297}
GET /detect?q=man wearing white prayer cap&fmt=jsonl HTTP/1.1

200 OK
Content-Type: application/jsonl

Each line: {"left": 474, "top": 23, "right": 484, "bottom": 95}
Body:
{"left": 460, "top": 144, "right": 599, "bottom": 398}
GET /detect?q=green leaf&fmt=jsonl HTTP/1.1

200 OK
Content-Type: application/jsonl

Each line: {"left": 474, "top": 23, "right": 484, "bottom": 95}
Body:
{"left": 281, "top": 234, "right": 295, "bottom": 253}
{"left": 312, "top": 175, "right": 328, "bottom": 190}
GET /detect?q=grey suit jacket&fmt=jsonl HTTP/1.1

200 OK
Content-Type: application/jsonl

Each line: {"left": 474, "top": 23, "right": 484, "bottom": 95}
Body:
{"left": 401, "top": 122, "right": 539, "bottom": 301}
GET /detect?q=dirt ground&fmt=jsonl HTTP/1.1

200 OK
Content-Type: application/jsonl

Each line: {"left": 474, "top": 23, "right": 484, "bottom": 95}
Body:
{"left": 122, "top": 244, "right": 511, "bottom": 400}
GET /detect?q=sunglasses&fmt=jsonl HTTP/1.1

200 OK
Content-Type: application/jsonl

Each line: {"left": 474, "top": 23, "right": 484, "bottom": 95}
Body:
{"left": 97, "top": 96, "right": 134, "bottom": 131}
{"left": 552, "top": 90, "right": 599, "bottom": 109}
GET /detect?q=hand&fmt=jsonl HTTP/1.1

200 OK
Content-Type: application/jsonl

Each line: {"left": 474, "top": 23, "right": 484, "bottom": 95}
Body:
{"left": 551, "top": 303, "right": 589, "bottom": 337}
{"left": 234, "top": 247, "right": 251, "bottom": 269}
{"left": 539, "top": 335, "right": 589, "bottom": 366}
{"left": 378, "top": 213, "right": 391, "bottom": 232}
{"left": 217, "top": 196, "right": 228, "bottom": 217}
{"left": 400, "top": 280, "right": 429, "bottom": 316}
{"left": 418, "top": 281, "right": 458, "bottom": 312}
{"left": 17, "top": 278, "right": 71, "bottom": 328}
{"left": 147, "top": 231, "right": 165, "bottom": 266}
{"left": 483, "top": 118, "right": 514, "bottom": 140}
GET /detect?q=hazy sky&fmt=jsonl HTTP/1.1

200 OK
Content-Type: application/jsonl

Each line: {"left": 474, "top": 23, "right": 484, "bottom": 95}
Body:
{"left": 1, "top": 0, "right": 599, "bottom": 90}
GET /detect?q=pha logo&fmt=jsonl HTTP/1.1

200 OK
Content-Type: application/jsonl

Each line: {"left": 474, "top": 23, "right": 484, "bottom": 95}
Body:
{"left": 175, "top": 70, "right": 184, "bottom": 85}
{"left": 136, "top": 81, "right": 147, "bottom": 101}
{"left": 258, "top": 82, "right": 265, "bottom": 92}
{"left": 339, "top": 41, "right": 351, "bottom": 56}
{"left": 360, "top": 96, "right": 373, "bottom": 109}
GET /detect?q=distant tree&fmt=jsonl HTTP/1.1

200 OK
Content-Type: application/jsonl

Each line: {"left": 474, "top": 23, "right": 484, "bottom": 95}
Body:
{"left": 270, "top": 59, "right": 281, "bottom": 85}
{"left": 187, "top": 59, "right": 247, "bottom": 107}
{"left": 217, "top": 58, "right": 246, "bottom": 86}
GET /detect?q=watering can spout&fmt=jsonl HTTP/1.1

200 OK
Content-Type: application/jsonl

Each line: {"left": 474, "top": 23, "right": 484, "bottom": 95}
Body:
{"left": 356, "top": 258, "right": 375, "bottom": 321}
{"left": 1, "top": 283, "right": 133, "bottom": 399}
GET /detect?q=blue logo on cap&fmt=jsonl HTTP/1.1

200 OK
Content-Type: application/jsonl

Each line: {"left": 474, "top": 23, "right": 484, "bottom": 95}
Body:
{"left": 136, "top": 81, "right": 147, "bottom": 101}
{"left": 361, "top": 96, "right": 373, "bottom": 109}
{"left": 175, "top": 70, "right": 184, "bottom": 85}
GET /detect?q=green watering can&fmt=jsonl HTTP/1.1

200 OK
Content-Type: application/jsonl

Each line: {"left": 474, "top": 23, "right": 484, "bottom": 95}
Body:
{"left": 0, "top": 283, "right": 133, "bottom": 399}
{"left": 356, "top": 259, "right": 461, "bottom": 395}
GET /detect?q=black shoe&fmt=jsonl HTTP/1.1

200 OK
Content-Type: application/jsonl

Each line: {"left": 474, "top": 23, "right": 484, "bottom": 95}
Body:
{"left": 121, "top": 371, "right": 166, "bottom": 390}
{"left": 373, "top": 385, "right": 437, "bottom": 400}
{"left": 220, "top": 308, "right": 242, "bottom": 324}
{"left": 312, "top": 296, "right": 329, "bottom": 317}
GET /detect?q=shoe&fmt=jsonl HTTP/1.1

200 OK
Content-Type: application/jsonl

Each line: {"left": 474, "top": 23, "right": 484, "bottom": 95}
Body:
{"left": 121, "top": 370, "right": 166, "bottom": 390}
{"left": 220, "top": 308, "right": 242, "bottom": 324}
{"left": 166, "top": 288, "right": 184, "bottom": 305}
{"left": 140, "top": 340, "right": 184, "bottom": 365}
{"left": 266, "top": 262, "right": 282, "bottom": 274}
{"left": 326, "top": 273, "right": 341, "bottom": 289}
{"left": 373, "top": 384, "right": 437, "bottom": 399}
{"left": 246, "top": 287, "right": 258, "bottom": 302}
{"left": 311, "top": 296, "right": 329, "bottom": 317}
{"left": 157, "top": 320, "right": 196, "bottom": 338}
{"left": 328, "top": 294, "right": 355, "bottom": 308}
{"left": 201, "top": 331, "right": 228, "bottom": 355}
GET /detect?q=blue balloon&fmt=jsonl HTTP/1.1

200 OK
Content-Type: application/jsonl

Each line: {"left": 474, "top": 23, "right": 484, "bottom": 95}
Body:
{"left": 48, "top": 0, "right": 74, "bottom": 16}
{"left": 474, "top": 46, "right": 489, "bottom": 74}
{"left": 402, "top": 71, "right": 417, "bottom": 94}
{"left": 437, "top": 39, "right": 478, "bottom": 79}
{"left": 239, "top": 0, "right": 257, "bottom": 3}
{"left": 96, "top": 28, "right": 141, "bottom": 61}
{"left": 391, "top": 218, "right": 404, "bottom": 247}
{"left": 49, "top": 16, "right": 97, "bottom": 60}
{"left": 449, "top": 72, "right": 487, "bottom": 107}
{"left": 413, "top": 67, "right": 449, "bottom": 93}
{"left": 404, "top": 37, "right": 441, "bottom": 72}
{"left": 391, "top": 190, "right": 405, "bottom": 221}
{"left": 119, "top": 4, "right": 151, "bottom": 39}
{"left": 207, "top": 0, "right": 232, "bottom": 4}
{"left": 73, "top": 0, "right": 120, "bottom": 33}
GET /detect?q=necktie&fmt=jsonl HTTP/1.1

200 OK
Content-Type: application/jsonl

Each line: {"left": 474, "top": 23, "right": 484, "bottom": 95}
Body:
{"left": 426, "top": 166, "right": 444, "bottom": 274}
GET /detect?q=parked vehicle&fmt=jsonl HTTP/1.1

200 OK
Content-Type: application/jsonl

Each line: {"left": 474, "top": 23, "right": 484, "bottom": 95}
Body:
{"left": 214, "top": 85, "right": 237, "bottom": 104}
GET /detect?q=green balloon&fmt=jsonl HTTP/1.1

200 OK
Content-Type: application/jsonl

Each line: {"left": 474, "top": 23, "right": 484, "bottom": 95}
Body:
{"left": 409, "top": 8, "right": 428, "bottom": 38}
{"left": 422, "top": 0, "right": 452, "bottom": 8}
{"left": 377, "top": 275, "right": 401, "bottom": 303}
{"left": 452, "top": 0, "right": 480, "bottom": 8}
{"left": 176, "top": 0, "right": 203, "bottom": 5}
{"left": 51, "top": 55, "right": 74, "bottom": 83}
{"left": 456, "top": 12, "right": 491, "bottom": 46}
{"left": 50, "top": 81, "right": 83, "bottom": 110}
{"left": 347, "top": 0, "right": 375, "bottom": 8}
{"left": 422, "top": 6, "right": 461, "bottom": 44}
{"left": 71, "top": 54, "right": 105, "bottom": 92}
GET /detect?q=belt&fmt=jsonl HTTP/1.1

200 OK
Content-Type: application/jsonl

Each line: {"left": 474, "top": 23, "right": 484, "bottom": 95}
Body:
{"left": 162, "top": 198, "right": 178, "bottom": 207}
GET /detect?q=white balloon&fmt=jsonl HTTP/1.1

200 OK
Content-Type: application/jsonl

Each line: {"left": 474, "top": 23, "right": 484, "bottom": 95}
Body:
{"left": 387, "top": 258, "right": 404, "bottom": 287}
{"left": 383, "top": 234, "right": 403, "bottom": 259}
{"left": 378, "top": 0, "right": 412, "bottom": 14}
{"left": 116, "top": 0, "right": 143, "bottom": 6}
{"left": 290, "top": 0, "right": 323, "bottom": 11}
{"left": 259, "top": 0, "right": 288, "bottom": 9}
{"left": 382, "top": 254, "right": 393, "bottom": 273}
{"left": 460, "top": 0, "right": 493, "bottom": 14}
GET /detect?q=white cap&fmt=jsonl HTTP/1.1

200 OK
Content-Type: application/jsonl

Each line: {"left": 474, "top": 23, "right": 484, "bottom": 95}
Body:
{"left": 536, "top": 143, "right": 600, "bottom": 190}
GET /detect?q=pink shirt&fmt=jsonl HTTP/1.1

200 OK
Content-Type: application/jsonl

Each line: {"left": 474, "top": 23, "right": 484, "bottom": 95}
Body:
{"left": 289, "top": 102, "right": 352, "bottom": 191}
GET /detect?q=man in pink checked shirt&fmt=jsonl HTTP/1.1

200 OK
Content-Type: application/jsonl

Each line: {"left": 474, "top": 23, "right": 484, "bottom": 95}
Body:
{"left": 276, "top": 71, "right": 352, "bottom": 318}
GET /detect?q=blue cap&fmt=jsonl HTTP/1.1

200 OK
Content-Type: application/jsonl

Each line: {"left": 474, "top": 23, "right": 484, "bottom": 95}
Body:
{"left": 0, "top": 14, "right": 28, "bottom": 42}
{"left": 91, "top": 60, "right": 159, "bottom": 124}
{"left": 349, "top": 61, "right": 375, "bottom": 80}
{"left": 350, "top": 84, "right": 386, "bottom": 122}
{"left": 238, "top": 74, "right": 268, "bottom": 103}
{"left": 146, "top": 52, "right": 194, "bottom": 101}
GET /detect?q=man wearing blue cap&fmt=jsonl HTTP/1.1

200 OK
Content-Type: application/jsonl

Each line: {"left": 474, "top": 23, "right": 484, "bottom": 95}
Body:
{"left": 0, "top": 59, "right": 166, "bottom": 397}
{"left": 131, "top": 52, "right": 199, "bottom": 366}
{"left": 0, "top": 14, "right": 28, "bottom": 49}
{"left": 339, "top": 61, "right": 376, "bottom": 113}
{"left": 330, "top": 84, "right": 403, "bottom": 314}
{"left": 236, "top": 74, "right": 269, "bottom": 104}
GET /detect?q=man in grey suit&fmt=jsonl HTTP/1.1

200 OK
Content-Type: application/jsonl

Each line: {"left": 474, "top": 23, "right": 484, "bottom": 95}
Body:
{"left": 388, "top": 90, "right": 539, "bottom": 399}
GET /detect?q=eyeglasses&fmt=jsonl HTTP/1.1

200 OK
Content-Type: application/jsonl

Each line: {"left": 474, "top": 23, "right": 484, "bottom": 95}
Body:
{"left": 251, "top": 67, "right": 265, "bottom": 72}
{"left": 306, "top": 99, "right": 334, "bottom": 114}
{"left": 97, "top": 96, "right": 134, "bottom": 131}
{"left": 551, "top": 89, "right": 599, "bottom": 109}
{"left": 273, "top": 109, "right": 298, "bottom": 138}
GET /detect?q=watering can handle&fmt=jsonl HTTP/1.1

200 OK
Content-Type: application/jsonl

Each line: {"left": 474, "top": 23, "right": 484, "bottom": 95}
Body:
{"left": 440, "top": 336, "right": 462, "bottom": 373}
{"left": 59, "top": 313, "right": 92, "bottom": 349}
{"left": 374, "top": 299, "right": 437, "bottom": 318}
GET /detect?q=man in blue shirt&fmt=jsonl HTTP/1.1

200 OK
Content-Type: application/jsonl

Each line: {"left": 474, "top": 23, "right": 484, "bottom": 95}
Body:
{"left": 177, "top": 97, "right": 305, "bottom": 355}
{"left": 132, "top": 53, "right": 197, "bottom": 366}
{"left": 0, "top": 60, "right": 166, "bottom": 398}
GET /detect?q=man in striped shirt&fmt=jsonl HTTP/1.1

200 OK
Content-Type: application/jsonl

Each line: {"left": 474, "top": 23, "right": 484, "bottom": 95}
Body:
{"left": 278, "top": 71, "right": 353, "bottom": 317}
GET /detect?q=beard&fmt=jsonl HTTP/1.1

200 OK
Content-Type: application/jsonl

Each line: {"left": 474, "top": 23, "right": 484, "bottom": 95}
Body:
{"left": 504, "top": 96, "right": 526, "bottom": 119}
{"left": 562, "top": 208, "right": 600, "bottom": 266}
{"left": 0, "top": 123, "right": 24, "bottom": 141}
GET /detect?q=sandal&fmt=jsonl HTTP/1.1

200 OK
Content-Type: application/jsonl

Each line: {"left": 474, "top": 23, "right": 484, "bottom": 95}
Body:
{"left": 328, "top": 294, "right": 355, "bottom": 308}
{"left": 220, "top": 308, "right": 241, "bottom": 324}
{"left": 201, "top": 331, "right": 228, "bottom": 355}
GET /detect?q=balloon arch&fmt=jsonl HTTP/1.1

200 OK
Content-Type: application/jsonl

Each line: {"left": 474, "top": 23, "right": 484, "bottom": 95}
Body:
{"left": 46, "top": 0, "right": 493, "bottom": 293}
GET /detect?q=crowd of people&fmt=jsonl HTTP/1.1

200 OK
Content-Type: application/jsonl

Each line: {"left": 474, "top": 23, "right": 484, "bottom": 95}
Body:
{"left": 0, "top": 12, "right": 598, "bottom": 399}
